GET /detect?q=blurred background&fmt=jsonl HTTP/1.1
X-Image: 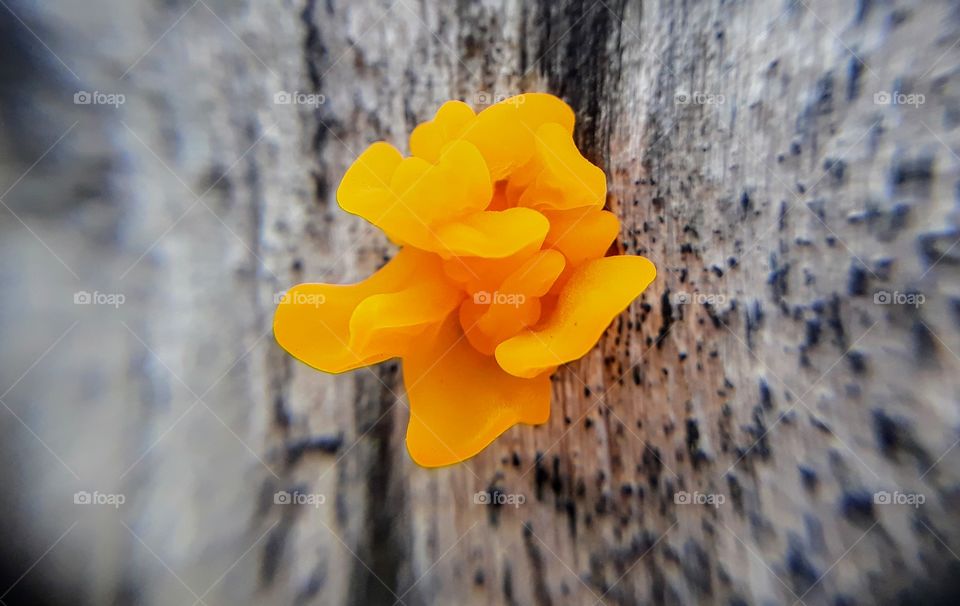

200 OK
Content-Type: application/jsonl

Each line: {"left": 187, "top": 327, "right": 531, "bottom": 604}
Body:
{"left": 1, "top": 0, "right": 959, "bottom": 604}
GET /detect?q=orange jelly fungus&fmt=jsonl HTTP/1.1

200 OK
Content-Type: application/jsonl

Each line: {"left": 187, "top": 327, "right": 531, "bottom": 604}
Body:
{"left": 274, "top": 93, "right": 656, "bottom": 467}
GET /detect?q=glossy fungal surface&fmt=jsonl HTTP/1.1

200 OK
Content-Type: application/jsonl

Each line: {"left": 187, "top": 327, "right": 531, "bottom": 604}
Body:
{"left": 274, "top": 93, "right": 656, "bottom": 467}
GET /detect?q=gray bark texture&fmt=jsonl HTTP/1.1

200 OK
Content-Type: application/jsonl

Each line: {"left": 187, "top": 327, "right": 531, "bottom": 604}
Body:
{"left": 1, "top": 0, "right": 959, "bottom": 605}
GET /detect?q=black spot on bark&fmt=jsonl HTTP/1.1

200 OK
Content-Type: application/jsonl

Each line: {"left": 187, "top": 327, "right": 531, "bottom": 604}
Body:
{"left": 759, "top": 379, "right": 773, "bottom": 410}
{"left": 918, "top": 230, "right": 960, "bottom": 268}
{"left": 847, "top": 350, "right": 868, "bottom": 374}
{"left": 742, "top": 405, "right": 771, "bottom": 460}
{"left": 847, "top": 262, "right": 870, "bottom": 296}
{"left": 872, "top": 409, "right": 933, "bottom": 470}
{"left": 521, "top": 523, "right": 554, "bottom": 606}
{"left": 804, "top": 318, "right": 822, "bottom": 348}
{"left": 565, "top": 499, "right": 577, "bottom": 538}
{"left": 786, "top": 534, "right": 821, "bottom": 595}
{"left": 681, "top": 539, "right": 713, "bottom": 596}
{"left": 643, "top": 446, "right": 663, "bottom": 488}
{"left": 726, "top": 474, "right": 744, "bottom": 515}
{"left": 768, "top": 254, "right": 790, "bottom": 304}
{"left": 823, "top": 157, "right": 847, "bottom": 182}
{"left": 847, "top": 56, "right": 864, "bottom": 99}
{"left": 261, "top": 518, "right": 293, "bottom": 585}
{"left": 890, "top": 154, "right": 934, "bottom": 193}
{"left": 813, "top": 72, "right": 834, "bottom": 116}
{"left": 778, "top": 201, "right": 789, "bottom": 232}
{"left": 740, "top": 191, "right": 752, "bottom": 216}
{"left": 826, "top": 294, "right": 847, "bottom": 349}
{"left": 840, "top": 490, "right": 876, "bottom": 526}
{"left": 685, "top": 419, "right": 707, "bottom": 469}
{"left": 273, "top": 394, "right": 291, "bottom": 429}
{"left": 911, "top": 320, "right": 938, "bottom": 364}
{"left": 534, "top": 451, "right": 548, "bottom": 501}
{"left": 657, "top": 289, "right": 675, "bottom": 348}
{"left": 745, "top": 300, "right": 764, "bottom": 349}
{"left": 798, "top": 465, "right": 818, "bottom": 491}
{"left": 502, "top": 561, "right": 516, "bottom": 606}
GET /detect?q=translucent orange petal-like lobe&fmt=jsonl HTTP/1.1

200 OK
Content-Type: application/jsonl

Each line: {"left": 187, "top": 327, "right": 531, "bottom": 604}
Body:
{"left": 387, "top": 141, "right": 493, "bottom": 247}
{"left": 473, "top": 297, "right": 542, "bottom": 353}
{"left": 437, "top": 140, "right": 494, "bottom": 213}
{"left": 409, "top": 100, "right": 476, "bottom": 163}
{"left": 500, "top": 248, "right": 566, "bottom": 297}
{"left": 274, "top": 248, "right": 444, "bottom": 374}
{"left": 466, "top": 95, "right": 576, "bottom": 181}
{"left": 439, "top": 244, "right": 542, "bottom": 294}
{"left": 404, "top": 313, "right": 551, "bottom": 467}
{"left": 337, "top": 141, "right": 403, "bottom": 216}
{"left": 458, "top": 298, "right": 497, "bottom": 355}
{"left": 464, "top": 103, "right": 533, "bottom": 180}
{"left": 543, "top": 208, "right": 621, "bottom": 295}
{"left": 410, "top": 94, "right": 575, "bottom": 180}
{"left": 336, "top": 142, "right": 417, "bottom": 246}
{"left": 519, "top": 123, "right": 607, "bottom": 210}
{"left": 349, "top": 278, "right": 463, "bottom": 354}
{"left": 457, "top": 250, "right": 563, "bottom": 355}
{"left": 495, "top": 255, "right": 656, "bottom": 378}
{"left": 543, "top": 209, "right": 620, "bottom": 266}
{"left": 339, "top": 140, "right": 492, "bottom": 248}
{"left": 511, "top": 93, "right": 575, "bottom": 134}
{"left": 431, "top": 207, "right": 549, "bottom": 259}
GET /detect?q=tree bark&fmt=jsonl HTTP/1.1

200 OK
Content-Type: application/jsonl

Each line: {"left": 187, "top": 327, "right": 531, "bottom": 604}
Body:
{"left": 1, "top": 0, "right": 959, "bottom": 605}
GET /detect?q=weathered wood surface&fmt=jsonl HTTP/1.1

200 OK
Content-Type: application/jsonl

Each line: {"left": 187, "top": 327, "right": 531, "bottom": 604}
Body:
{"left": 1, "top": 0, "right": 959, "bottom": 604}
